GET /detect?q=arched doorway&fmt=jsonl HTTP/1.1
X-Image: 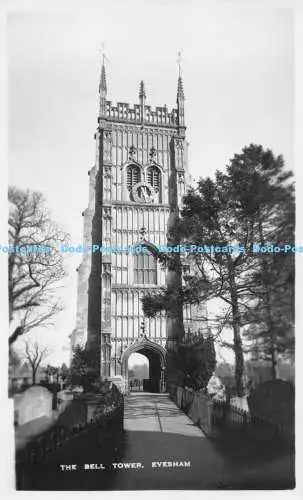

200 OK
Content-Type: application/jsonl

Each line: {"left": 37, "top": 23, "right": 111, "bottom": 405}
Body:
{"left": 121, "top": 337, "right": 166, "bottom": 393}
{"left": 128, "top": 353, "right": 149, "bottom": 391}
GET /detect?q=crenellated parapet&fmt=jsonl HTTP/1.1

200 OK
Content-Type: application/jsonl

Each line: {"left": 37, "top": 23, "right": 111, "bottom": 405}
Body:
{"left": 101, "top": 101, "right": 179, "bottom": 127}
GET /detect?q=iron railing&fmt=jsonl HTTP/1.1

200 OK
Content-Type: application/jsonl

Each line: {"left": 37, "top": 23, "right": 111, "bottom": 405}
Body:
{"left": 211, "top": 397, "right": 293, "bottom": 442}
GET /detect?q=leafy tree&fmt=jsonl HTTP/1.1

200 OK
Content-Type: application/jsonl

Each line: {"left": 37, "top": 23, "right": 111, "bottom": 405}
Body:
{"left": 174, "top": 336, "right": 216, "bottom": 390}
{"left": 144, "top": 174, "right": 253, "bottom": 395}
{"left": 60, "top": 362, "right": 70, "bottom": 381}
{"left": 8, "top": 187, "right": 68, "bottom": 345}
{"left": 143, "top": 144, "right": 294, "bottom": 394}
{"left": 226, "top": 144, "right": 295, "bottom": 378}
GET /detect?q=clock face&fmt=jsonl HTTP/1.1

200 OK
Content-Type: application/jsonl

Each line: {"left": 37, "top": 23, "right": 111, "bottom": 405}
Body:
{"left": 132, "top": 182, "right": 155, "bottom": 203}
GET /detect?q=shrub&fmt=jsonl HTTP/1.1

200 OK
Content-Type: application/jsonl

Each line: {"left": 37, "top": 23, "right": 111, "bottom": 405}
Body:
{"left": 171, "top": 335, "right": 216, "bottom": 391}
{"left": 70, "top": 345, "right": 99, "bottom": 392}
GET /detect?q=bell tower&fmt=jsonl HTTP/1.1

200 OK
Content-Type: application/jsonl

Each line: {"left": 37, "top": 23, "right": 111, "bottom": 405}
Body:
{"left": 71, "top": 54, "right": 206, "bottom": 389}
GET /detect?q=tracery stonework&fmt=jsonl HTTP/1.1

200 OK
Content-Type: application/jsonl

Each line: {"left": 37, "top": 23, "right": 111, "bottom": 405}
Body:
{"left": 70, "top": 60, "right": 207, "bottom": 390}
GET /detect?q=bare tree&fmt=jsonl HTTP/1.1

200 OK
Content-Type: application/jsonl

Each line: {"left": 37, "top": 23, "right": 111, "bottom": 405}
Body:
{"left": 23, "top": 339, "right": 50, "bottom": 385}
{"left": 8, "top": 186, "right": 69, "bottom": 345}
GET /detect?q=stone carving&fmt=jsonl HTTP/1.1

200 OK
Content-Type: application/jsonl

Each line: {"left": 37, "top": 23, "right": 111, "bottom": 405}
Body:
{"left": 149, "top": 146, "right": 156, "bottom": 161}
{"left": 103, "top": 264, "right": 111, "bottom": 276}
{"left": 104, "top": 130, "right": 112, "bottom": 142}
{"left": 103, "top": 207, "right": 112, "bottom": 220}
{"left": 178, "top": 172, "right": 185, "bottom": 183}
{"left": 104, "top": 166, "right": 112, "bottom": 178}
{"left": 175, "top": 139, "right": 184, "bottom": 151}
{"left": 103, "top": 132, "right": 112, "bottom": 163}
{"left": 128, "top": 145, "right": 136, "bottom": 160}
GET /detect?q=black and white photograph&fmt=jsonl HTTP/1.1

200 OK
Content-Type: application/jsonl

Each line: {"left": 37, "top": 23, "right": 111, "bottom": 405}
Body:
{"left": 1, "top": 0, "right": 299, "bottom": 493}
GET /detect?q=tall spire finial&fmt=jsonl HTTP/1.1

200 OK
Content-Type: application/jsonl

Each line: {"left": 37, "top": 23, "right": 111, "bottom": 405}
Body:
{"left": 99, "top": 43, "right": 107, "bottom": 95}
{"left": 176, "top": 51, "right": 184, "bottom": 101}
{"left": 139, "top": 80, "right": 146, "bottom": 124}
{"left": 176, "top": 51, "right": 185, "bottom": 128}
{"left": 100, "top": 42, "right": 105, "bottom": 64}
{"left": 177, "top": 51, "right": 182, "bottom": 78}
{"left": 139, "top": 80, "right": 146, "bottom": 100}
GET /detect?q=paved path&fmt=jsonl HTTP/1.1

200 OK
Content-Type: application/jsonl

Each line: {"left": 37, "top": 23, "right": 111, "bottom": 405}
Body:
{"left": 17, "top": 392, "right": 228, "bottom": 490}
{"left": 16, "top": 393, "right": 294, "bottom": 490}
{"left": 111, "top": 392, "right": 229, "bottom": 490}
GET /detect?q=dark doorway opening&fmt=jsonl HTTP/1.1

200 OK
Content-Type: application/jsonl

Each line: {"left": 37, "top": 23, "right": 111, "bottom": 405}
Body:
{"left": 127, "top": 348, "right": 162, "bottom": 393}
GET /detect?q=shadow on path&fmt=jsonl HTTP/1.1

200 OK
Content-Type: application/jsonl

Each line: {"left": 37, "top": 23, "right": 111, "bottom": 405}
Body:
{"left": 15, "top": 392, "right": 295, "bottom": 490}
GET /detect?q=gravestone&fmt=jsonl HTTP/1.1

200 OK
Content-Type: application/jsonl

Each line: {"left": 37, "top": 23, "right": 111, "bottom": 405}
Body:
{"left": 14, "top": 386, "right": 53, "bottom": 426}
{"left": 247, "top": 379, "right": 294, "bottom": 435}
{"left": 56, "top": 390, "right": 74, "bottom": 415}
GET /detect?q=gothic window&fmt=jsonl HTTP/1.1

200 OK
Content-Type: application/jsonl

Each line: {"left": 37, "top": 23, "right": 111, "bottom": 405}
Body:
{"left": 133, "top": 248, "right": 157, "bottom": 285}
{"left": 147, "top": 166, "right": 161, "bottom": 202}
{"left": 127, "top": 165, "right": 140, "bottom": 192}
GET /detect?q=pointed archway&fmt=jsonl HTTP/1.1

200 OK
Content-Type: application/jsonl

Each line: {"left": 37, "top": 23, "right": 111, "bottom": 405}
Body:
{"left": 120, "top": 336, "right": 166, "bottom": 393}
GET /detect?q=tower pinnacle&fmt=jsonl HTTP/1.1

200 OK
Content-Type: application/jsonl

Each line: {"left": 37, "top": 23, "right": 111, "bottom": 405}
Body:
{"left": 99, "top": 45, "right": 107, "bottom": 95}
{"left": 139, "top": 80, "right": 146, "bottom": 124}
{"left": 176, "top": 51, "right": 184, "bottom": 100}
{"left": 176, "top": 52, "right": 185, "bottom": 129}
{"left": 177, "top": 51, "right": 182, "bottom": 78}
{"left": 139, "top": 80, "right": 146, "bottom": 101}
{"left": 100, "top": 62, "right": 107, "bottom": 94}
{"left": 99, "top": 45, "right": 107, "bottom": 116}
{"left": 177, "top": 74, "right": 184, "bottom": 100}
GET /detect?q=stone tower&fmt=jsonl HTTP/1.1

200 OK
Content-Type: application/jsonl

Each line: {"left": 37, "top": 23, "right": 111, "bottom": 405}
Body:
{"left": 70, "top": 56, "right": 206, "bottom": 391}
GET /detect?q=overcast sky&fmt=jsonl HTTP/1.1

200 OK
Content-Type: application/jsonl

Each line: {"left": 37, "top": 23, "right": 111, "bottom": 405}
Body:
{"left": 7, "top": 3, "right": 294, "bottom": 365}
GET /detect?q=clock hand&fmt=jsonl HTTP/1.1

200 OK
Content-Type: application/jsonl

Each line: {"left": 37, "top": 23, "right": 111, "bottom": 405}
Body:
{"left": 141, "top": 186, "right": 147, "bottom": 202}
